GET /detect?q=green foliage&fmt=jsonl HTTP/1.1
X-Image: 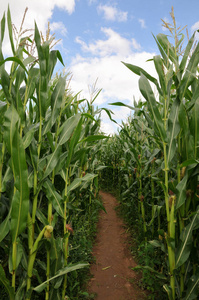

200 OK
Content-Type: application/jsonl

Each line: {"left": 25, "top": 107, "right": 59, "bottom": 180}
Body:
{"left": 0, "top": 7, "right": 111, "bottom": 299}
{"left": 100, "top": 9, "right": 199, "bottom": 300}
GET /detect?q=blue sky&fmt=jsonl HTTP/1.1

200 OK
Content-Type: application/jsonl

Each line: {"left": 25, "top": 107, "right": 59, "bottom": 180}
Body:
{"left": 1, "top": 0, "right": 199, "bottom": 134}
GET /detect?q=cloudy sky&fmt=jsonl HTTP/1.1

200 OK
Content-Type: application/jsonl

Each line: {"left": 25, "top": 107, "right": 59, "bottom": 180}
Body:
{"left": 1, "top": 0, "right": 199, "bottom": 134}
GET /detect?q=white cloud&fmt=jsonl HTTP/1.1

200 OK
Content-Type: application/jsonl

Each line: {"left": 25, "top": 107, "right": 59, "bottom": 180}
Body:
{"left": 88, "top": 0, "right": 97, "bottom": 5}
{"left": 191, "top": 21, "right": 199, "bottom": 32}
{"left": 51, "top": 22, "right": 67, "bottom": 36}
{"left": 191, "top": 21, "right": 199, "bottom": 40}
{"left": 131, "top": 38, "right": 141, "bottom": 50}
{"left": 138, "top": 18, "right": 146, "bottom": 29}
{"left": 76, "top": 27, "right": 140, "bottom": 56}
{"left": 70, "top": 30, "right": 157, "bottom": 134}
{"left": 70, "top": 52, "right": 155, "bottom": 105}
{"left": 100, "top": 120, "right": 119, "bottom": 135}
{"left": 97, "top": 4, "right": 127, "bottom": 22}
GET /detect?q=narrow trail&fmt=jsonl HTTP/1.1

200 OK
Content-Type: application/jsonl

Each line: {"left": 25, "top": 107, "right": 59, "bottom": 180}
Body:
{"left": 88, "top": 191, "right": 147, "bottom": 300}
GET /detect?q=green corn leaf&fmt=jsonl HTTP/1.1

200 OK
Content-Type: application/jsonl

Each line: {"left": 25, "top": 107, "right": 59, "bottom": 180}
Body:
{"left": 155, "top": 33, "right": 176, "bottom": 65}
{"left": 82, "top": 173, "right": 97, "bottom": 181}
{"left": 184, "top": 269, "right": 199, "bottom": 300}
{"left": 65, "top": 117, "right": 83, "bottom": 168}
{"left": 180, "top": 159, "right": 199, "bottom": 168}
{"left": 36, "top": 209, "right": 48, "bottom": 226}
{"left": 0, "top": 264, "right": 14, "bottom": 300}
{"left": 98, "top": 107, "right": 117, "bottom": 124}
{"left": 42, "top": 146, "right": 61, "bottom": 180}
{"left": 190, "top": 98, "right": 199, "bottom": 158}
{"left": 43, "top": 179, "right": 64, "bottom": 218}
{"left": 15, "top": 279, "right": 26, "bottom": 300}
{"left": 9, "top": 240, "right": 23, "bottom": 273}
{"left": 42, "top": 77, "right": 66, "bottom": 135}
{"left": 0, "top": 208, "right": 11, "bottom": 243}
{"left": 2, "top": 166, "right": 12, "bottom": 192}
{"left": 34, "top": 23, "right": 49, "bottom": 118}
{"left": 33, "top": 263, "right": 89, "bottom": 293}
{"left": 0, "top": 100, "right": 7, "bottom": 111}
{"left": 79, "top": 135, "right": 108, "bottom": 143}
{"left": 167, "top": 99, "right": 180, "bottom": 166}
{"left": 49, "top": 50, "right": 62, "bottom": 78}
{"left": 108, "top": 101, "right": 134, "bottom": 110}
{"left": 67, "top": 177, "right": 82, "bottom": 194}
{"left": 11, "top": 129, "right": 29, "bottom": 241}
{"left": 7, "top": 5, "right": 15, "bottom": 55}
{"left": 175, "top": 206, "right": 199, "bottom": 269}
{"left": 0, "top": 57, "right": 28, "bottom": 72}
{"left": 153, "top": 55, "right": 167, "bottom": 96}
{"left": 43, "top": 115, "right": 81, "bottom": 179}
{"left": 58, "top": 114, "right": 81, "bottom": 145}
{"left": 163, "top": 284, "right": 173, "bottom": 300}
{"left": 56, "top": 50, "right": 64, "bottom": 66}
{"left": 176, "top": 174, "right": 188, "bottom": 210}
{"left": 179, "top": 42, "right": 199, "bottom": 100}
{"left": 187, "top": 84, "right": 199, "bottom": 111}
{"left": 179, "top": 102, "right": 189, "bottom": 132}
{"left": 3, "top": 105, "right": 19, "bottom": 153}
{"left": 179, "top": 33, "right": 195, "bottom": 74}
{"left": 133, "top": 265, "right": 166, "bottom": 280}
{"left": 139, "top": 73, "right": 167, "bottom": 143}
{"left": 122, "top": 61, "right": 162, "bottom": 95}
{"left": 25, "top": 68, "right": 40, "bottom": 105}
{"left": 149, "top": 239, "right": 166, "bottom": 253}
{"left": 1, "top": 68, "right": 14, "bottom": 104}
{"left": 23, "top": 126, "right": 37, "bottom": 149}
{"left": 0, "top": 12, "right": 5, "bottom": 53}
{"left": 51, "top": 77, "right": 66, "bottom": 122}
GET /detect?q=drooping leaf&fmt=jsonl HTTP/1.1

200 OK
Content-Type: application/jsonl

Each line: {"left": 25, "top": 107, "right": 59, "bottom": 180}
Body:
{"left": 108, "top": 101, "right": 134, "bottom": 110}
{"left": 122, "top": 61, "right": 162, "bottom": 95}
{"left": 79, "top": 135, "right": 109, "bottom": 143}
{"left": 0, "top": 264, "right": 14, "bottom": 300}
{"left": 0, "top": 57, "right": 28, "bottom": 72}
{"left": 34, "top": 263, "right": 89, "bottom": 293}
{"left": 0, "top": 208, "right": 11, "bottom": 243}
{"left": 175, "top": 206, "right": 199, "bottom": 269}
{"left": 139, "top": 74, "right": 167, "bottom": 143}
{"left": 184, "top": 269, "right": 199, "bottom": 300}
{"left": 43, "top": 179, "right": 64, "bottom": 218}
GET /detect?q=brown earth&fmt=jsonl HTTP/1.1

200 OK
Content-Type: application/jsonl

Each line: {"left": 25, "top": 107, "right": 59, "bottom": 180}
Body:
{"left": 87, "top": 191, "right": 148, "bottom": 300}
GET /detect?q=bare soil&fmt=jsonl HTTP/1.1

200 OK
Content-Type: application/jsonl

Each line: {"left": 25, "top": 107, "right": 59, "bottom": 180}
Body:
{"left": 87, "top": 191, "right": 148, "bottom": 300}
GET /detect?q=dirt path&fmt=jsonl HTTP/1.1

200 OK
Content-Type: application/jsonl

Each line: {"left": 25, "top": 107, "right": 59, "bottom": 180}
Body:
{"left": 88, "top": 191, "right": 147, "bottom": 300}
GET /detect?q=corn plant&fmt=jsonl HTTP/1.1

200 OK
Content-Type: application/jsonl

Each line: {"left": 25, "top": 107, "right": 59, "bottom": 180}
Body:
{"left": 101, "top": 9, "right": 199, "bottom": 300}
{"left": 0, "top": 7, "right": 109, "bottom": 299}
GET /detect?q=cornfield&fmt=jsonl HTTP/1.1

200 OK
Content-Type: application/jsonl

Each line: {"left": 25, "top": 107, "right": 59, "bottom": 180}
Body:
{"left": 0, "top": 5, "right": 199, "bottom": 300}
{"left": 0, "top": 6, "right": 109, "bottom": 299}
{"left": 101, "top": 11, "right": 199, "bottom": 300}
